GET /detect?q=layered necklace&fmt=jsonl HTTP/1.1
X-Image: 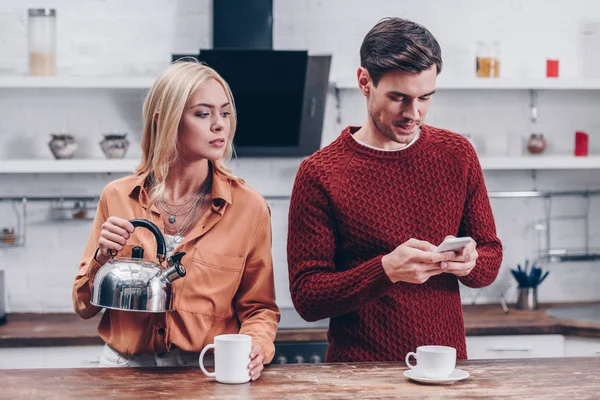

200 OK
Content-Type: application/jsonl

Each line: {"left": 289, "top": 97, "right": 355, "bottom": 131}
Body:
{"left": 159, "top": 172, "right": 212, "bottom": 252}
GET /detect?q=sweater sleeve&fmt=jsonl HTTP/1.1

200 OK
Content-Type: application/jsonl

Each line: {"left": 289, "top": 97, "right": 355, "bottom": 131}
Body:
{"left": 287, "top": 160, "right": 395, "bottom": 322}
{"left": 457, "top": 149, "right": 503, "bottom": 288}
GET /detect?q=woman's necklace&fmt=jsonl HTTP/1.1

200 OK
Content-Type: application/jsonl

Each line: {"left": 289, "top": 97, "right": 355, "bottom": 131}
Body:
{"left": 163, "top": 173, "right": 212, "bottom": 253}
{"left": 160, "top": 176, "right": 210, "bottom": 224}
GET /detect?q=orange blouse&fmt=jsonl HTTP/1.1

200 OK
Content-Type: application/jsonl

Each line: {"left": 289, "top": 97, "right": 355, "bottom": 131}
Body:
{"left": 73, "top": 167, "right": 280, "bottom": 362}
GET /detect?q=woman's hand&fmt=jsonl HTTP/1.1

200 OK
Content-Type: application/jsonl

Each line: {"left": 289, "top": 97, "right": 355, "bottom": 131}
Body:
{"left": 95, "top": 217, "right": 135, "bottom": 265}
{"left": 248, "top": 345, "right": 265, "bottom": 381}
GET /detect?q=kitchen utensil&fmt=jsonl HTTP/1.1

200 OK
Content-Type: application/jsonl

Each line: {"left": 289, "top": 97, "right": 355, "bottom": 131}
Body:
{"left": 405, "top": 346, "right": 456, "bottom": 379}
{"left": 200, "top": 334, "right": 252, "bottom": 384}
{"left": 511, "top": 260, "right": 549, "bottom": 310}
{"left": 510, "top": 260, "right": 550, "bottom": 288}
{"left": 404, "top": 368, "right": 469, "bottom": 385}
{"left": 91, "top": 219, "right": 186, "bottom": 312}
{"left": 516, "top": 287, "right": 538, "bottom": 310}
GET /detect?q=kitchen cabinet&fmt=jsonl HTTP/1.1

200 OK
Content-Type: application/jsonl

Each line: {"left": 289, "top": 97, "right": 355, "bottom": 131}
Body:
{"left": 564, "top": 336, "right": 600, "bottom": 357}
{"left": 466, "top": 334, "right": 565, "bottom": 359}
{"left": 0, "top": 345, "right": 103, "bottom": 369}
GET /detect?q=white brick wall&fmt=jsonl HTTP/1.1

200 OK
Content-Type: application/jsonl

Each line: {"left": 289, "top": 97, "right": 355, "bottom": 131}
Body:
{"left": 1, "top": 0, "right": 600, "bottom": 313}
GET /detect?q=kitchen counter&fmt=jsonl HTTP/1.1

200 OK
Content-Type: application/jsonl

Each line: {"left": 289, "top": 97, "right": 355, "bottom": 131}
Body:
{"left": 2, "top": 357, "right": 600, "bottom": 399}
{"left": 2, "top": 303, "right": 600, "bottom": 347}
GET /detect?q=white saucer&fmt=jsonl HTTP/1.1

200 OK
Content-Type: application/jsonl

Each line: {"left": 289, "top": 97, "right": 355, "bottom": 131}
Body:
{"left": 403, "top": 369, "right": 470, "bottom": 385}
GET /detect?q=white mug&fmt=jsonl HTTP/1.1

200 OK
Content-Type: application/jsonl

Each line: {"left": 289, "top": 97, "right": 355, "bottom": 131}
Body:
{"left": 200, "top": 334, "right": 252, "bottom": 384}
{"left": 405, "top": 345, "right": 456, "bottom": 379}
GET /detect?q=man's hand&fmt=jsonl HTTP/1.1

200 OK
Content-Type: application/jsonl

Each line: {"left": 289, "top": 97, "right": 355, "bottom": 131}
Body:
{"left": 441, "top": 235, "right": 478, "bottom": 277}
{"left": 381, "top": 238, "right": 457, "bottom": 284}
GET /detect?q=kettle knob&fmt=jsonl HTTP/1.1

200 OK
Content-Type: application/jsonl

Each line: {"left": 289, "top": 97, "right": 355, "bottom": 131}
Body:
{"left": 132, "top": 246, "right": 144, "bottom": 260}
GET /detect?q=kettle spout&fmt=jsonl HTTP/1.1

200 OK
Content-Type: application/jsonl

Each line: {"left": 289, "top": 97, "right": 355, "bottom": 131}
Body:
{"left": 162, "top": 251, "right": 187, "bottom": 283}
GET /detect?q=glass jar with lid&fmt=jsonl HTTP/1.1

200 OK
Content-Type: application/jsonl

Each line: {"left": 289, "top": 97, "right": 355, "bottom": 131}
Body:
{"left": 28, "top": 8, "right": 56, "bottom": 76}
{"left": 476, "top": 41, "right": 500, "bottom": 78}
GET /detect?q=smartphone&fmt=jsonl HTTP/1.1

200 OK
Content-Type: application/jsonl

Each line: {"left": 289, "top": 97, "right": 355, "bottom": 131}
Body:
{"left": 433, "top": 237, "right": 473, "bottom": 253}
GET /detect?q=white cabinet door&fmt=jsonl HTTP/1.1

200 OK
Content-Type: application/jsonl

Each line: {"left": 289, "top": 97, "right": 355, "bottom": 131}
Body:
{"left": 0, "top": 345, "right": 104, "bottom": 369}
{"left": 0, "top": 347, "right": 45, "bottom": 369}
{"left": 564, "top": 337, "right": 600, "bottom": 357}
{"left": 43, "top": 345, "right": 104, "bottom": 368}
{"left": 466, "top": 335, "right": 565, "bottom": 359}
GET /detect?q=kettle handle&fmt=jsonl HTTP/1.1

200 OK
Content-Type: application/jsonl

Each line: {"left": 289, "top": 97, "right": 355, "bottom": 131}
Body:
{"left": 129, "top": 219, "right": 167, "bottom": 263}
{"left": 106, "top": 218, "right": 167, "bottom": 263}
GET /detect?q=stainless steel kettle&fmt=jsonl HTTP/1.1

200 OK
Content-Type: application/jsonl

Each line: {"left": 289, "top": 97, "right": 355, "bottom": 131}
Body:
{"left": 91, "top": 219, "right": 186, "bottom": 313}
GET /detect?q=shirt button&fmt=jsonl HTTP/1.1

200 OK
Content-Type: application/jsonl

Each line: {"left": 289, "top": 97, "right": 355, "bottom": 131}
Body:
{"left": 157, "top": 328, "right": 166, "bottom": 336}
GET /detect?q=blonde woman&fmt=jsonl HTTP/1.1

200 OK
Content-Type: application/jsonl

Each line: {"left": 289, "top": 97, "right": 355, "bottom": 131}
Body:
{"left": 73, "top": 61, "right": 279, "bottom": 380}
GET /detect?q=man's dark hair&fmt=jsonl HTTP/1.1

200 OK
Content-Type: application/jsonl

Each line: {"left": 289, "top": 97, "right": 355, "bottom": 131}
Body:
{"left": 360, "top": 17, "right": 442, "bottom": 86}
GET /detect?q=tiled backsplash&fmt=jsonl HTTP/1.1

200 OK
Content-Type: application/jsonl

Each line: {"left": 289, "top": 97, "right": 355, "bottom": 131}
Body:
{"left": 1, "top": 0, "right": 600, "bottom": 313}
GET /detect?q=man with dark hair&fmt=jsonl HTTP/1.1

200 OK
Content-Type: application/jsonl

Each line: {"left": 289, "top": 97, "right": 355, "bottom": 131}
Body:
{"left": 287, "top": 17, "right": 502, "bottom": 362}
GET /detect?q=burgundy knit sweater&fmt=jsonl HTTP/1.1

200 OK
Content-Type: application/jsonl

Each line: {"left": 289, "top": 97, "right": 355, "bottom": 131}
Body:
{"left": 287, "top": 125, "right": 503, "bottom": 362}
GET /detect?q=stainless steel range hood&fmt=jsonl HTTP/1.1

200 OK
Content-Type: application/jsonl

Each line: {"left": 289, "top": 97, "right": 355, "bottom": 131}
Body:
{"left": 174, "top": 0, "right": 331, "bottom": 157}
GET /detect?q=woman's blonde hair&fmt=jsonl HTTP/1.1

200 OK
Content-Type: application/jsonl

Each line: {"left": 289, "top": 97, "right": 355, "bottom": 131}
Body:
{"left": 136, "top": 59, "right": 240, "bottom": 218}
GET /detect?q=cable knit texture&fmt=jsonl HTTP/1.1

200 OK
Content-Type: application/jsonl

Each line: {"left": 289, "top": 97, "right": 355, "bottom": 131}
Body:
{"left": 287, "top": 125, "right": 503, "bottom": 362}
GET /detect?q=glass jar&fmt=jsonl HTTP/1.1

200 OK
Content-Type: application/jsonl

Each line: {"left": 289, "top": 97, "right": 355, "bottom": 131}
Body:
{"left": 476, "top": 41, "right": 501, "bottom": 78}
{"left": 527, "top": 133, "right": 547, "bottom": 155}
{"left": 28, "top": 8, "right": 56, "bottom": 76}
{"left": 0, "top": 227, "right": 16, "bottom": 245}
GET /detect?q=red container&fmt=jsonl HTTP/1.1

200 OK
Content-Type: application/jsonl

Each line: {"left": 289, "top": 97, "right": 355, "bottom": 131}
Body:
{"left": 575, "top": 131, "right": 589, "bottom": 156}
{"left": 546, "top": 59, "right": 559, "bottom": 78}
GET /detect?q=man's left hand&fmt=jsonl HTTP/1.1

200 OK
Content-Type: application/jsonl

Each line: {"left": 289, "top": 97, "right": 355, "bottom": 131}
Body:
{"left": 442, "top": 236, "right": 478, "bottom": 277}
{"left": 248, "top": 345, "right": 265, "bottom": 381}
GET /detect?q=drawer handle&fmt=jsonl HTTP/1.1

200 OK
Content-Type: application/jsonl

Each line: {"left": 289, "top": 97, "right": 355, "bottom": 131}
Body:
{"left": 594, "top": 350, "right": 600, "bottom": 355}
{"left": 487, "top": 347, "right": 533, "bottom": 352}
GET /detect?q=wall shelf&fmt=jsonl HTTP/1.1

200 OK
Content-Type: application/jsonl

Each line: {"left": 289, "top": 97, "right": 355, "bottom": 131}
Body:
{"left": 332, "top": 77, "right": 600, "bottom": 91}
{"left": 1, "top": 156, "right": 599, "bottom": 174}
{"left": 4, "top": 76, "right": 600, "bottom": 91}
{"left": 0, "top": 76, "right": 154, "bottom": 89}
{"left": 479, "top": 156, "right": 600, "bottom": 170}
{"left": 0, "top": 159, "right": 139, "bottom": 174}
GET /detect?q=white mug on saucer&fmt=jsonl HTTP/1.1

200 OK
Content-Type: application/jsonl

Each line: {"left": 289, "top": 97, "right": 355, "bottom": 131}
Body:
{"left": 200, "top": 334, "right": 252, "bottom": 384}
{"left": 405, "top": 345, "right": 456, "bottom": 379}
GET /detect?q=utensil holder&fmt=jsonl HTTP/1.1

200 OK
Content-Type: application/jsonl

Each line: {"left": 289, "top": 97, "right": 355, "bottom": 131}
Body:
{"left": 516, "top": 287, "right": 538, "bottom": 310}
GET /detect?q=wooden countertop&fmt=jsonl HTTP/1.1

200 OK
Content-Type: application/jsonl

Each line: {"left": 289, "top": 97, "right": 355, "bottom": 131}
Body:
{"left": 2, "top": 358, "right": 600, "bottom": 399}
{"left": 1, "top": 303, "right": 600, "bottom": 348}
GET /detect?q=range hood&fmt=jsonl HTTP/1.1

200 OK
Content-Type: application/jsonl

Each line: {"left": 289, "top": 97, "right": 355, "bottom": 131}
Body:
{"left": 173, "top": 0, "right": 331, "bottom": 157}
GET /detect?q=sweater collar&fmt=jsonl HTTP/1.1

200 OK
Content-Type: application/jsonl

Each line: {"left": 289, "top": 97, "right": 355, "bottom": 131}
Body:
{"left": 342, "top": 125, "right": 429, "bottom": 159}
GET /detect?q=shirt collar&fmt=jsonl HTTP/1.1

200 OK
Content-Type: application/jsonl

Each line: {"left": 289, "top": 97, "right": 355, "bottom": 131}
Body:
{"left": 128, "top": 162, "right": 233, "bottom": 210}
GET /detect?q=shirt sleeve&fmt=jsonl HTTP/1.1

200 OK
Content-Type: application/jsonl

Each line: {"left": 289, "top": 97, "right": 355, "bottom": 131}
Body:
{"left": 457, "top": 148, "right": 503, "bottom": 288}
{"left": 287, "top": 161, "right": 395, "bottom": 322}
{"left": 72, "top": 188, "right": 109, "bottom": 319}
{"left": 234, "top": 206, "right": 280, "bottom": 364}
